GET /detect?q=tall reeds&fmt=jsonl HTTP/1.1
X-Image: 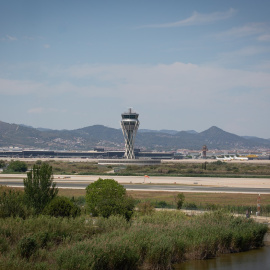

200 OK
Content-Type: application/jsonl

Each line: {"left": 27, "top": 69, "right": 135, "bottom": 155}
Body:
{"left": 0, "top": 211, "right": 267, "bottom": 270}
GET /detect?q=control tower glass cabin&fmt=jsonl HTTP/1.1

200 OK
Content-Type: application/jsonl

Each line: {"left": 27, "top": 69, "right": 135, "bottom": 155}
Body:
{"left": 121, "top": 108, "right": 140, "bottom": 159}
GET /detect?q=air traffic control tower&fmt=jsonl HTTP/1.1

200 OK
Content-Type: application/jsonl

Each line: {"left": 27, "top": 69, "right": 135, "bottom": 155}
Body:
{"left": 121, "top": 108, "right": 139, "bottom": 159}
{"left": 98, "top": 108, "right": 161, "bottom": 165}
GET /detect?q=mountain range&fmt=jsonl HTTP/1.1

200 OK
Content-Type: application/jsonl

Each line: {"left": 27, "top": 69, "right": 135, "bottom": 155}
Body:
{"left": 0, "top": 120, "right": 269, "bottom": 151}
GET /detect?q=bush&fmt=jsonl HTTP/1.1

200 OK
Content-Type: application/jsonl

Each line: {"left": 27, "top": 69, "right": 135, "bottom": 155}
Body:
{"left": 5, "top": 160, "right": 27, "bottom": 172}
{"left": 0, "top": 187, "right": 30, "bottom": 218}
{"left": 0, "top": 160, "right": 6, "bottom": 169}
{"left": 17, "top": 236, "right": 38, "bottom": 259}
{"left": 184, "top": 202, "right": 198, "bottom": 210}
{"left": 155, "top": 201, "right": 168, "bottom": 208}
{"left": 0, "top": 237, "right": 8, "bottom": 254}
{"left": 137, "top": 202, "right": 155, "bottom": 215}
{"left": 43, "top": 196, "right": 81, "bottom": 218}
{"left": 86, "top": 178, "right": 135, "bottom": 220}
{"left": 175, "top": 193, "right": 185, "bottom": 209}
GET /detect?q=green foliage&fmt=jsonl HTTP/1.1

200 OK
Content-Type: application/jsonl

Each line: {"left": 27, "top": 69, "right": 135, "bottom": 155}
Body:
{"left": 35, "top": 160, "right": 42, "bottom": 165}
{"left": 23, "top": 163, "right": 58, "bottom": 214}
{"left": 0, "top": 160, "right": 6, "bottom": 168}
{"left": 85, "top": 178, "right": 135, "bottom": 220}
{"left": 0, "top": 237, "right": 8, "bottom": 254}
{"left": 43, "top": 196, "right": 81, "bottom": 218}
{"left": 175, "top": 193, "right": 185, "bottom": 209}
{"left": 213, "top": 160, "right": 224, "bottom": 165}
{"left": 155, "top": 200, "right": 169, "bottom": 208}
{"left": 0, "top": 212, "right": 267, "bottom": 269}
{"left": 5, "top": 160, "right": 27, "bottom": 172}
{"left": 184, "top": 202, "right": 198, "bottom": 210}
{"left": 0, "top": 187, "right": 30, "bottom": 218}
{"left": 17, "top": 236, "right": 38, "bottom": 259}
{"left": 137, "top": 201, "right": 155, "bottom": 215}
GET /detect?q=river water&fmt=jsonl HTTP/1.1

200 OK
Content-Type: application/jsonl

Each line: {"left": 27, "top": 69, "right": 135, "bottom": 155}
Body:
{"left": 175, "top": 246, "right": 270, "bottom": 270}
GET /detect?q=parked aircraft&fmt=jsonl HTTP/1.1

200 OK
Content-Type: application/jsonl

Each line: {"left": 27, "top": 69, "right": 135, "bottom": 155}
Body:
{"left": 231, "top": 155, "right": 249, "bottom": 161}
{"left": 215, "top": 156, "right": 232, "bottom": 161}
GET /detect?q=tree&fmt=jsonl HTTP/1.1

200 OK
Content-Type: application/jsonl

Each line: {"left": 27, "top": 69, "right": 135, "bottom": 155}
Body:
{"left": 23, "top": 163, "right": 58, "bottom": 214}
{"left": 43, "top": 196, "right": 81, "bottom": 218}
{"left": 175, "top": 193, "right": 185, "bottom": 210}
{"left": 6, "top": 160, "right": 27, "bottom": 172}
{"left": 85, "top": 178, "right": 135, "bottom": 220}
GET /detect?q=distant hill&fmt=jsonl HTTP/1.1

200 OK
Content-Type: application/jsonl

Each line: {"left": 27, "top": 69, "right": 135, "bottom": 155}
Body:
{"left": 0, "top": 120, "right": 269, "bottom": 150}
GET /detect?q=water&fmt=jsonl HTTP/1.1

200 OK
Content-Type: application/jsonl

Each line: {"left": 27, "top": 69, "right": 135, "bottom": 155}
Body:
{"left": 175, "top": 246, "right": 270, "bottom": 270}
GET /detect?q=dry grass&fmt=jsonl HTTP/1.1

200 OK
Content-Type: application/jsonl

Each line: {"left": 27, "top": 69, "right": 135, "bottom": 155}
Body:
{"left": 58, "top": 188, "right": 86, "bottom": 197}
{"left": 127, "top": 190, "right": 270, "bottom": 207}
{"left": 57, "top": 188, "right": 270, "bottom": 207}
{"left": 7, "top": 187, "right": 270, "bottom": 207}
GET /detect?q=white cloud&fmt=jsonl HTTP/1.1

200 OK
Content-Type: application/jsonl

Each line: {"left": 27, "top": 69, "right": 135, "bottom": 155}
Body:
{"left": 27, "top": 107, "right": 66, "bottom": 114}
{"left": 258, "top": 34, "right": 270, "bottom": 42}
{"left": 6, "top": 35, "right": 17, "bottom": 41}
{"left": 2, "top": 62, "right": 269, "bottom": 137}
{"left": 2, "top": 62, "right": 270, "bottom": 111}
{"left": 27, "top": 107, "right": 44, "bottom": 114}
{"left": 0, "top": 78, "right": 42, "bottom": 95}
{"left": 55, "top": 62, "right": 270, "bottom": 111}
{"left": 141, "top": 8, "right": 236, "bottom": 28}
{"left": 216, "top": 23, "right": 267, "bottom": 39}
{"left": 1, "top": 35, "right": 17, "bottom": 41}
{"left": 219, "top": 46, "right": 270, "bottom": 58}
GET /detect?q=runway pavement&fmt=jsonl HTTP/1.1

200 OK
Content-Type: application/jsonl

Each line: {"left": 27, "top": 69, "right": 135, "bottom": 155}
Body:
{"left": 1, "top": 174, "right": 270, "bottom": 194}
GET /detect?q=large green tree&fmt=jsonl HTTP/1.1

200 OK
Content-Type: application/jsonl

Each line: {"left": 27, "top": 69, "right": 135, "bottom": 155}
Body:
{"left": 86, "top": 178, "right": 135, "bottom": 220}
{"left": 23, "top": 163, "right": 58, "bottom": 214}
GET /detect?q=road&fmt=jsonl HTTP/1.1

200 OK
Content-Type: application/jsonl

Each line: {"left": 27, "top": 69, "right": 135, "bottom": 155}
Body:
{"left": 1, "top": 174, "right": 270, "bottom": 194}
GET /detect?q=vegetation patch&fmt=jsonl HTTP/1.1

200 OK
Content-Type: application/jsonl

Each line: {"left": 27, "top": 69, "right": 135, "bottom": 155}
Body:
{"left": 0, "top": 211, "right": 266, "bottom": 269}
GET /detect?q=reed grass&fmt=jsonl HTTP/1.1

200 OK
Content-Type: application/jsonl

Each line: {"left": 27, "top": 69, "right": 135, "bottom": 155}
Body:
{"left": 0, "top": 211, "right": 267, "bottom": 270}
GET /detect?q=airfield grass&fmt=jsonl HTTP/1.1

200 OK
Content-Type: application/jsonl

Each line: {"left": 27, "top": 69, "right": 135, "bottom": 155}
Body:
{"left": 55, "top": 189, "right": 270, "bottom": 207}
{"left": 11, "top": 187, "right": 270, "bottom": 208}
{"left": 11, "top": 160, "right": 270, "bottom": 177}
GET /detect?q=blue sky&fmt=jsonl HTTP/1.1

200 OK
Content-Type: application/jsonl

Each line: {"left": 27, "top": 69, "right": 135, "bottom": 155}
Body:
{"left": 1, "top": 0, "right": 270, "bottom": 138}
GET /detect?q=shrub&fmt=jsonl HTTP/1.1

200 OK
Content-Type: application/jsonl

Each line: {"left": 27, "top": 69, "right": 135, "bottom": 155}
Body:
{"left": 0, "top": 160, "right": 6, "bottom": 168}
{"left": 0, "top": 237, "right": 8, "bottom": 254}
{"left": 17, "top": 236, "right": 38, "bottom": 259}
{"left": 43, "top": 196, "right": 81, "bottom": 218}
{"left": 137, "top": 202, "right": 155, "bottom": 215}
{"left": 184, "top": 202, "right": 198, "bottom": 210}
{"left": 0, "top": 187, "right": 30, "bottom": 218}
{"left": 175, "top": 193, "right": 185, "bottom": 209}
{"left": 86, "top": 178, "right": 135, "bottom": 220}
{"left": 155, "top": 201, "right": 168, "bottom": 208}
{"left": 5, "top": 160, "right": 27, "bottom": 172}
{"left": 214, "top": 160, "right": 224, "bottom": 165}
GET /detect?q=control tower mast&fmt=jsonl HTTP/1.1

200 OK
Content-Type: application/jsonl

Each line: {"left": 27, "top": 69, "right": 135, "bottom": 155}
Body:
{"left": 121, "top": 108, "right": 140, "bottom": 159}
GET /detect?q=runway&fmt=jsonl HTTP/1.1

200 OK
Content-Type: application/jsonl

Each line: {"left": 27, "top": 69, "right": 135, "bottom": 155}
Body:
{"left": 1, "top": 177, "right": 270, "bottom": 194}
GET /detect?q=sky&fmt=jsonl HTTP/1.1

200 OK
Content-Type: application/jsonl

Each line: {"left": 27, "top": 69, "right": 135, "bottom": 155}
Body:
{"left": 1, "top": 0, "right": 270, "bottom": 138}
